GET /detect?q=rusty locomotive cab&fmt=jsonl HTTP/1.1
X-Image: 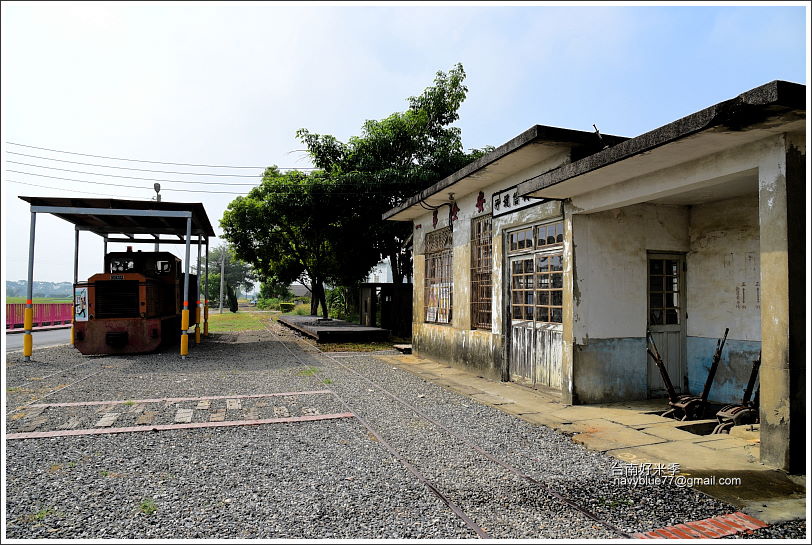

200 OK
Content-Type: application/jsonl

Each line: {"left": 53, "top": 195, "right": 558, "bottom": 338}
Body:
{"left": 73, "top": 250, "right": 197, "bottom": 355}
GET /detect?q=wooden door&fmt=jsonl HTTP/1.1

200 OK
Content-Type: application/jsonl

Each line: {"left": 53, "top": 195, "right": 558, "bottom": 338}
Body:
{"left": 647, "top": 254, "right": 686, "bottom": 397}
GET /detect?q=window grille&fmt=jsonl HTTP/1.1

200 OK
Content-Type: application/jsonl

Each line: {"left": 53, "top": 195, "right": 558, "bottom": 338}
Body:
{"left": 424, "top": 227, "right": 453, "bottom": 324}
{"left": 470, "top": 215, "right": 493, "bottom": 329}
{"left": 508, "top": 220, "right": 564, "bottom": 324}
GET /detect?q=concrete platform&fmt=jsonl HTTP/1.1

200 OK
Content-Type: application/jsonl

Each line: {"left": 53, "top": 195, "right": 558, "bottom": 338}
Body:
{"left": 278, "top": 314, "right": 389, "bottom": 343}
{"left": 378, "top": 352, "right": 807, "bottom": 525}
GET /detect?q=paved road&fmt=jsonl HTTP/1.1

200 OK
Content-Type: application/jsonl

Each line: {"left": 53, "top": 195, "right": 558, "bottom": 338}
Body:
{"left": 5, "top": 328, "right": 71, "bottom": 352}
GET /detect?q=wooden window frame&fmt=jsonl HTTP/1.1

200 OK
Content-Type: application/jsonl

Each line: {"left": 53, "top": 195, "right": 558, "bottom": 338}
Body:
{"left": 470, "top": 214, "right": 493, "bottom": 330}
{"left": 424, "top": 227, "right": 453, "bottom": 324}
{"left": 508, "top": 220, "right": 565, "bottom": 325}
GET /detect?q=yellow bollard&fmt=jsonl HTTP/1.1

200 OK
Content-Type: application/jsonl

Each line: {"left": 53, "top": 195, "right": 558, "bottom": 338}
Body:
{"left": 180, "top": 308, "right": 190, "bottom": 357}
{"left": 23, "top": 306, "right": 34, "bottom": 359}
{"left": 204, "top": 302, "right": 209, "bottom": 337}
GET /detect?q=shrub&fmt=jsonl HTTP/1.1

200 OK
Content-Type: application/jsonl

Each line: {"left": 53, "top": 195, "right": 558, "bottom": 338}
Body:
{"left": 257, "top": 297, "right": 282, "bottom": 310}
{"left": 279, "top": 302, "right": 296, "bottom": 313}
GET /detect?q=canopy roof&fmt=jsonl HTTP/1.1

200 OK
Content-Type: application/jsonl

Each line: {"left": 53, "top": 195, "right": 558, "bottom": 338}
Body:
{"left": 18, "top": 196, "right": 216, "bottom": 239}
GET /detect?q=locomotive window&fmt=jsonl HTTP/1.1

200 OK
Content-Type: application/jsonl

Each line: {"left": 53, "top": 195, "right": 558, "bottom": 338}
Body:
{"left": 155, "top": 260, "right": 171, "bottom": 273}
{"left": 110, "top": 259, "right": 135, "bottom": 273}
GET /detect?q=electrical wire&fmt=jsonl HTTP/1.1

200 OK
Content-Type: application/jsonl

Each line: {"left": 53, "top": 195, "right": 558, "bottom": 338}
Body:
{"left": 6, "top": 141, "right": 317, "bottom": 170}
{"left": 6, "top": 151, "right": 269, "bottom": 176}
{"left": 6, "top": 179, "right": 147, "bottom": 200}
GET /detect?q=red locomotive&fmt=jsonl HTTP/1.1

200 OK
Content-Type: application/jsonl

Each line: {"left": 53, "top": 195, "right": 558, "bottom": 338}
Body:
{"left": 73, "top": 249, "right": 197, "bottom": 355}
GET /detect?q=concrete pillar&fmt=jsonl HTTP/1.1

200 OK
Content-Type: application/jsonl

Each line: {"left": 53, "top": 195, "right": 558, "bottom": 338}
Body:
{"left": 560, "top": 203, "right": 577, "bottom": 404}
{"left": 757, "top": 133, "right": 805, "bottom": 473}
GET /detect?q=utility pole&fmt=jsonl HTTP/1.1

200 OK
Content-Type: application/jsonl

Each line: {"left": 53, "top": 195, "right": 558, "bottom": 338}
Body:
{"left": 219, "top": 253, "right": 225, "bottom": 314}
{"left": 153, "top": 183, "right": 161, "bottom": 252}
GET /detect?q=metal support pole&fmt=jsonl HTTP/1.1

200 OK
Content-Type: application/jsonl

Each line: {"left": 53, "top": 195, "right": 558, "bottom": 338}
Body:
{"left": 180, "top": 217, "right": 192, "bottom": 358}
{"left": 195, "top": 235, "right": 201, "bottom": 345}
{"left": 72, "top": 227, "right": 79, "bottom": 346}
{"left": 219, "top": 255, "right": 225, "bottom": 314}
{"left": 103, "top": 235, "right": 108, "bottom": 257}
{"left": 23, "top": 212, "right": 37, "bottom": 361}
{"left": 154, "top": 234, "right": 159, "bottom": 253}
{"left": 204, "top": 239, "right": 209, "bottom": 337}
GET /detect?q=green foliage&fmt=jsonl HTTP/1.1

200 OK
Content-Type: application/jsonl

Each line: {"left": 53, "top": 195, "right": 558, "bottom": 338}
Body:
{"left": 296, "top": 63, "right": 492, "bottom": 286}
{"left": 279, "top": 302, "right": 296, "bottom": 313}
{"left": 227, "top": 284, "right": 238, "bottom": 313}
{"left": 326, "top": 285, "right": 357, "bottom": 322}
{"left": 257, "top": 297, "right": 282, "bottom": 310}
{"left": 196, "top": 244, "right": 256, "bottom": 304}
{"left": 139, "top": 498, "right": 157, "bottom": 515}
{"left": 259, "top": 279, "right": 293, "bottom": 300}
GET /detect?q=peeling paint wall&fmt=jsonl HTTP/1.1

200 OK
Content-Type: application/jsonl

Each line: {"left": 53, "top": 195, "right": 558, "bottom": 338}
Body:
{"left": 685, "top": 195, "right": 761, "bottom": 403}
{"left": 410, "top": 149, "right": 570, "bottom": 376}
{"left": 569, "top": 203, "right": 689, "bottom": 404}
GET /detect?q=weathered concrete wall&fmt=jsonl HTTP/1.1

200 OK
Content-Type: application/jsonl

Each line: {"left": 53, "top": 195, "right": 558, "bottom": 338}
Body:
{"left": 568, "top": 203, "right": 689, "bottom": 404}
{"left": 757, "top": 132, "right": 805, "bottom": 473}
{"left": 412, "top": 323, "right": 504, "bottom": 379}
{"left": 410, "top": 150, "right": 569, "bottom": 378}
{"left": 572, "top": 338, "right": 648, "bottom": 403}
{"left": 686, "top": 337, "right": 761, "bottom": 403}
{"left": 572, "top": 203, "right": 690, "bottom": 342}
{"left": 685, "top": 195, "right": 761, "bottom": 404}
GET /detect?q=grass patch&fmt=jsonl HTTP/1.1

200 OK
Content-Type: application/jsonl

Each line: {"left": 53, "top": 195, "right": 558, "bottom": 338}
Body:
{"left": 6, "top": 297, "right": 72, "bottom": 304}
{"left": 139, "top": 498, "right": 157, "bottom": 515}
{"left": 32, "top": 507, "right": 54, "bottom": 521}
{"left": 296, "top": 367, "right": 319, "bottom": 377}
{"left": 322, "top": 378, "right": 333, "bottom": 385}
{"left": 205, "top": 311, "right": 269, "bottom": 332}
{"left": 319, "top": 341, "right": 397, "bottom": 352}
{"left": 122, "top": 400, "right": 135, "bottom": 406}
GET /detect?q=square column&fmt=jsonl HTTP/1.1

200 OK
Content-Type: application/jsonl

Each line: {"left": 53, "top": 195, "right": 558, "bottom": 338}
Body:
{"left": 757, "top": 132, "right": 805, "bottom": 473}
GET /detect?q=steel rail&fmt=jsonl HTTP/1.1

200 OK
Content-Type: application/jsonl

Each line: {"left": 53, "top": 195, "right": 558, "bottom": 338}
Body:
{"left": 264, "top": 323, "right": 491, "bottom": 539}
{"left": 271, "top": 321, "right": 632, "bottom": 539}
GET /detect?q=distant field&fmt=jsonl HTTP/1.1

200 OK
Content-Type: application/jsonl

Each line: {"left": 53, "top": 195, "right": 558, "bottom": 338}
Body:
{"left": 5, "top": 297, "right": 72, "bottom": 304}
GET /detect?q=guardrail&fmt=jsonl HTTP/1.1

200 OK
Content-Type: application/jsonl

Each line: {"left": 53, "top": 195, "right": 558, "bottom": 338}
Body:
{"left": 6, "top": 303, "right": 73, "bottom": 331}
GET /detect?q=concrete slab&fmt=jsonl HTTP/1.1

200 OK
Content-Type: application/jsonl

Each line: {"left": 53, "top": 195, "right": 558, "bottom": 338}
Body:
{"left": 469, "top": 393, "right": 511, "bottom": 406}
{"left": 603, "top": 412, "right": 673, "bottom": 427}
{"left": 278, "top": 314, "right": 389, "bottom": 343}
{"left": 562, "top": 418, "right": 667, "bottom": 452}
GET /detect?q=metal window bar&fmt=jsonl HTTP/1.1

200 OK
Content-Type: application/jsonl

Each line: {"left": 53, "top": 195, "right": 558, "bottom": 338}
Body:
{"left": 424, "top": 227, "right": 453, "bottom": 324}
{"left": 470, "top": 215, "right": 493, "bottom": 329}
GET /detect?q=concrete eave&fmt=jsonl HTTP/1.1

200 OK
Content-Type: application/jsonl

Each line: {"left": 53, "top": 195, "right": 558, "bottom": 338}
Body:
{"left": 382, "top": 125, "right": 627, "bottom": 222}
{"left": 517, "top": 80, "right": 806, "bottom": 201}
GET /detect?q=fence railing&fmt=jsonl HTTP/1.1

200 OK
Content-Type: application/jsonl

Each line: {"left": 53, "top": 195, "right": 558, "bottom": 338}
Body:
{"left": 6, "top": 303, "right": 73, "bottom": 331}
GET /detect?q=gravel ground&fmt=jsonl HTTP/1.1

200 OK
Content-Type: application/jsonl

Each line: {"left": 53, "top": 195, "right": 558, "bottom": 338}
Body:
{"left": 4, "top": 322, "right": 807, "bottom": 540}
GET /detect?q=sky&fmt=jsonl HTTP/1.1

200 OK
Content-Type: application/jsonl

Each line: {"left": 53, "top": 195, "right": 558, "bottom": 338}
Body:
{"left": 1, "top": 1, "right": 809, "bottom": 285}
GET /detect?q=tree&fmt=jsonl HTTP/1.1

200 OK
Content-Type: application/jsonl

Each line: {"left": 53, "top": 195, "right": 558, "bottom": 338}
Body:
{"left": 195, "top": 244, "right": 255, "bottom": 305}
{"left": 220, "top": 169, "right": 379, "bottom": 318}
{"left": 297, "top": 63, "right": 492, "bottom": 287}
{"left": 259, "top": 279, "right": 294, "bottom": 301}
{"left": 227, "top": 284, "right": 238, "bottom": 313}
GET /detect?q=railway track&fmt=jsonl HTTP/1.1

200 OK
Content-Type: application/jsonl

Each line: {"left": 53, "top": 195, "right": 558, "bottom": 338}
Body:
{"left": 266, "top": 321, "right": 632, "bottom": 539}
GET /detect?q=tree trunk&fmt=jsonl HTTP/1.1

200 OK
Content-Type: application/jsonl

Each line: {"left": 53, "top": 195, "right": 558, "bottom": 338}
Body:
{"left": 310, "top": 282, "right": 319, "bottom": 316}
{"left": 319, "top": 284, "right": 329, "bottom": 319}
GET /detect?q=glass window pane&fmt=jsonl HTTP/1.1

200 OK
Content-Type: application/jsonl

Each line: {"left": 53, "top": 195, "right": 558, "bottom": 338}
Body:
{"left": 649, "top": 293, "right": 662, "bottom": 309}
{"left": 537, "top": 226, "right": 547, "bottom": 247}
{"left": 550, "top": 255, "right": 562, "bottom": 271}
{"left": 538, "top": 291, "right": 549, "bottom": 306}
{"left": 649, "top": 275, "right": 664, "bottom": 291}
{"left": 665, "top": 308, "right": 679, "bottom": 324}
{"left": 650, "top": 309, "right": 663, "bottom": 325}
{"left": 555, "top": 223, "right": 564, "bottom": 243}
{"left": 551, "top": 273, "right": 563, "bottom": 289}
{"left": 650, "top": 260, "right": 663, "bottom": 274}
{"left": 550, "top": 308, "right": 562, "bottom": 323}
{"left": 668, "top": 260, "right": 678, "bottom": 275}
{"left": 552, "top": 291, "right": 563, "bottom": 306}
{"left": 524, "top": 258, "right": 534, "bottom": 273}
{"left": 537, "top": 307, "right": 549, "bottom": 322}
{"left": 525, "top": 292, "right": 534, "bottom": 305}
{"left": 537, "top": 255, "right": 548, "bottom": 270}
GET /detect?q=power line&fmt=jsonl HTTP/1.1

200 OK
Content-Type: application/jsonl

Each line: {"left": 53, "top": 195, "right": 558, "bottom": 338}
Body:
{"left": 6, "top": 151, "right": 265, "bottom": 176}
{"left": 6, "top": 179, "right": 147, "bottom": 200}
{"left": 5, "top": 150, "right": 317, "bottom": 175}
{"left": 6, "top": 141, "right": 317, "bottom": 170}
{"left": 6, "top": 171, "right": 386, "bottom": 195}
{"left": 6, "top": 162, "right": 261, "bottom": 186}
